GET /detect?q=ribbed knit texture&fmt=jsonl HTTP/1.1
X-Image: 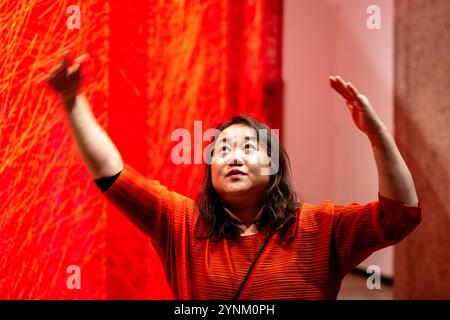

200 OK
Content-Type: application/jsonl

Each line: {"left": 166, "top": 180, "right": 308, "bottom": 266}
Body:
{"left": 103, "top": 164, "right": 422, "bottom": 300}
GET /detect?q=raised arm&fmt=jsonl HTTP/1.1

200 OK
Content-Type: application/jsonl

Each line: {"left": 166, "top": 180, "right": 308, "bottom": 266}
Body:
{"left": 36, "top": 51, "right": 123, "bottom": 179}
{"left": 327, "top": 76, "right": 421, "bottom": 280}
{"left": 35, "top": 52, "right": 194, "bottom": 268}
{"left": 329, "top": 75, "right": 419, "bottom": 206}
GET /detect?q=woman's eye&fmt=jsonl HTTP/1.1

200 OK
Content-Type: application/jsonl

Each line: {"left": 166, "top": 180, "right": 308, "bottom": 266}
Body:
{"left": 244, "top": 144, "right": 257, "bottom": 151}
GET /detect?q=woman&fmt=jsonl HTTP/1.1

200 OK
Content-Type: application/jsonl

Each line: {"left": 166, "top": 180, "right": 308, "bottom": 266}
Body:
{"left": 37, "top": 51, "right": 421, "bottom": 300}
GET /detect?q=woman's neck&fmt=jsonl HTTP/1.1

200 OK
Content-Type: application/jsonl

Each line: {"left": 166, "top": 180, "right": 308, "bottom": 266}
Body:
{"left": 225, "top": 203, "right": 264, "bottom": 227}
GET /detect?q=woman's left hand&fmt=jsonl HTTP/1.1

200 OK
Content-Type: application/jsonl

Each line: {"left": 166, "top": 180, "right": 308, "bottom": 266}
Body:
{"left": 329, "top": 75, "right": 387, "bottom": 137}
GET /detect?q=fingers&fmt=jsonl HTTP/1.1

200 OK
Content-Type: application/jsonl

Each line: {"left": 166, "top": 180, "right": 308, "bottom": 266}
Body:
{"left": 346, "top": 82, "right": 368, "bottom": 111}
{"left": 346, "top": 82, "right": 359, "bottom": 99}
{"left": 36, "top": 49, "right": 71, "bottom": 77}
{"left": 37, "top": 49, "right": 68, "bottom": 71}
{"left": 33, "top": 52, "right": 89, "bottom": 85}
{"left": 33, "top": 72, "right": 51, "bottom": 84}
{"left": 74, "top": 53, "right": 89, "bottom": 65}
{"left": 334, "top": 76, "right": 351, "bottom": 96}
{"left": 33, "top": 51, "right": 68, "bottom": 85}
{"left": 68, "top": 53, "right": 89, "bottom": 74}
{"left": 329, "top": 76, "right": 349, "bottom": 100}
{"left": 329, "top": 76, "right": 363, "bottom": 103}
{"left": 33, "top": 52, "right": 69, "bottom": 87}
{"left": 329, "top": 76, "right": 353, "bottom": 101}
{"left": 49, "top": 50, "right": 70, "bottom": 77}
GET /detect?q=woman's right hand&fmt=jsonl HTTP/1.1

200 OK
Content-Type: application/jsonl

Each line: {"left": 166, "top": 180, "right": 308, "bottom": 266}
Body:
{"left": 35, "top": 50, "right": 89, "bottom": 104}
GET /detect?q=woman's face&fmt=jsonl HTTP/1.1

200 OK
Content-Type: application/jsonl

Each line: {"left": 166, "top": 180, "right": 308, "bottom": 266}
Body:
{"left": 211, "top": 124, "right": 271, "bottom": 208}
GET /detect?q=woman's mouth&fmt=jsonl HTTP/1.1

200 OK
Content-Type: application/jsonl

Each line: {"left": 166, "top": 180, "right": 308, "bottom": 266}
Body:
{"left": 226, "top": 169, "right": 247, "bottom": 177}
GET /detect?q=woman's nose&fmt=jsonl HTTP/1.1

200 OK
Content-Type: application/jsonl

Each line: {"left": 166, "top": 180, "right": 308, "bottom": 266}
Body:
{"left": 228, "top": 149, "right": 245, "bottom": 165}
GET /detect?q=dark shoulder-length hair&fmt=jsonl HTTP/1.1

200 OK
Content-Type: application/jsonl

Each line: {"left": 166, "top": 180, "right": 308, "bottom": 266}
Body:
{"left": 194, "top": 115, "right": 302, "bottom": 243}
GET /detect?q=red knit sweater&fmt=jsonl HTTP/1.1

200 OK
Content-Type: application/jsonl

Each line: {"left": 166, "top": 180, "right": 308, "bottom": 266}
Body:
{"left": 103, "top": 164, "right": 421, "bottom": 300}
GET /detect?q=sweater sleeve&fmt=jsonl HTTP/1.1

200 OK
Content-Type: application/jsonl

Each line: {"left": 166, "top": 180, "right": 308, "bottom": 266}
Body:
{"left": 331, "top": 193, "right": 422, "bottom": 278}
{"left": 100, "top": 163, "right": 192, "bottom": 261}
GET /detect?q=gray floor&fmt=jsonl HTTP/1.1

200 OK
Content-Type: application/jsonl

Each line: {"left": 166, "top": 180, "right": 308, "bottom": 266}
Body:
{"left": 337, "top": 271, "right": 393, "bottom": 300}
